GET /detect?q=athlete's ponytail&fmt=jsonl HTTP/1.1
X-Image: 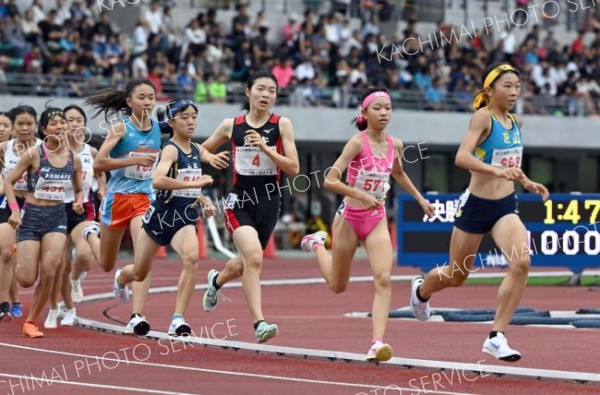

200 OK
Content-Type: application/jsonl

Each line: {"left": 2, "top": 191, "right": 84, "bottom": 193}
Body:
{"left": 84, "top": 78, "right": 155, "bottom": 120}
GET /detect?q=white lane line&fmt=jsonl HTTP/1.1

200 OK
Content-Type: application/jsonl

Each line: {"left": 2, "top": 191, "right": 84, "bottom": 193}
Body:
{"left": 0, "top": 372, "right": 196, "bottom": 395}
{"left": 0, "top": 343, "right": 474, "bottom": 395}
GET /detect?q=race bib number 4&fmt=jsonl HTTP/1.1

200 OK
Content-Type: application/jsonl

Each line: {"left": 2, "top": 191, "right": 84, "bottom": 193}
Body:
{"left": 491, "top": 147, "right": 523, "bottom": 168}
{"left": 235, "top": 147, "right": 277, "bottom": 176}
{"left": 172, "top": 168, "right": 203, "bottom": 198}
{"left": 124, "top": 152, "right": 158, "bottom": 180}
{"left": 34, "top": 179, "right": 70, "bottom": 201}
{"left": 354, "top": 171, "right": 390, "bottom": 201}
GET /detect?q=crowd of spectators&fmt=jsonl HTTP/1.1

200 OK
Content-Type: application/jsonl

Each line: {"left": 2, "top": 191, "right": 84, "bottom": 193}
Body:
{"left": 0, "top": 0, "right": 599, "bottom": 116}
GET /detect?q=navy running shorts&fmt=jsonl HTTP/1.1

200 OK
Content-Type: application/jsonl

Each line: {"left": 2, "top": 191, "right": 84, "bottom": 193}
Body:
{"left": 453, "top": 190, "right": 519, "bottom": 234}
{"left": 142, "top": 200, "right": 199, "bottom": 246}
{"left": 18, "top": 203, "right": 67, "bottom": 242}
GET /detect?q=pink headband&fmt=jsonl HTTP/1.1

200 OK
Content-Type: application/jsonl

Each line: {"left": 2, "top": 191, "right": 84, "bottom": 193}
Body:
{"left": 361, "top": 91, "right": 391, "bottom": 110}
{"left": 357, "top": 91, "right": 391, "bottom": 125}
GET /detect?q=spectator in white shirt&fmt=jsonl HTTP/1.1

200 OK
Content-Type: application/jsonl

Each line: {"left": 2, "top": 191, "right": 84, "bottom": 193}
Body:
{"left": 143, "top": 1, "right": 163, "bottom": 35}
{"left": 132, "top": 18, "right": 149, "bottom": 55}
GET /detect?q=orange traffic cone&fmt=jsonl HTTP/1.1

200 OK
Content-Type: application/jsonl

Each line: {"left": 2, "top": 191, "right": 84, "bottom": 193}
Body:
{"left": 263, "top": 234, "right": 276, "bottom": 258}
{"left": 155, "top": 246, "right": 167, "bottom": 258}
{"left": 197, "top": 218, "right": 207, "bottom": 259}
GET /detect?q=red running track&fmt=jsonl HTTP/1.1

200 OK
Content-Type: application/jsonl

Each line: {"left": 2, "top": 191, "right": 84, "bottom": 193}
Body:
{"left": 1, "top": 257, "right": 599, "bottom": 395}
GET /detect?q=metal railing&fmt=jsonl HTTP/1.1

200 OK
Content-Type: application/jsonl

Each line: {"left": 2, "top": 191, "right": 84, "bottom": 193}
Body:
{"left": 0, "top": 72, "right": 592, "bottom": 116}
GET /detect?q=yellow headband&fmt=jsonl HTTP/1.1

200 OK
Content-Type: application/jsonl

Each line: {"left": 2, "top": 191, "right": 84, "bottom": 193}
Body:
{"left": 472, "top": 64, "right": 516, "bottom": 111}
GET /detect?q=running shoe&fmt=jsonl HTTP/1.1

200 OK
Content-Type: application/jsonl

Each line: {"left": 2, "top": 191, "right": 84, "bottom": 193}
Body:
{"left": 61, "top": 308, "right": 77, "bottom": 326}
{"left": 10, "top": 303, "right": 23, "bottom": 318}
{"left": 301, "top": 231, "right": 328, "bottom": 252}
{"left": 482, "top": 333, "right": 521, "bottom": 362}
{"left": 22, "top": 322, "right": 44, "bottom": 338}
{"left": 366, "top": 341, "right": 393, "bottom": 363}
{"left": 202, "top": 269, "right": 220, "bottom": 312}
{"left": 82, "top": 221, "right": 100, "bottom": 241}
{"left": 125, "top": 315, "right": 150, "bottom": 336}
{"left": 168, "top": 316, "right": 191, "bottom": 337}
{"left": 255, "top": 321, "right": 278, "bottom": 343}
{"left": 70, "top": 277, "right": 84, "bottom": 303}
{"left": 409, "top": 276, "right": 431, "bottom": 321}
{"left": 113, "top": 268, "right": 129, "bottom": 302}
{"left": 44, "top": 308, "right": 59, "bottom": 329}
{"left": 0, "top": 301, "right": 13, "bottom": 322}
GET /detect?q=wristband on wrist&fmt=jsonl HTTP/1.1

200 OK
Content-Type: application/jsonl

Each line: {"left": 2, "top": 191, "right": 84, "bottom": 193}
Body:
{"left": 8, "top": 201, "right": 19, "bottom": 212}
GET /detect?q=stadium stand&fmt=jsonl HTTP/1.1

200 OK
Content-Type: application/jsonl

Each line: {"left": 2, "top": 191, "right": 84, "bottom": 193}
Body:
{"left": 0, "top": 0, "right": 599, "bottom": 116}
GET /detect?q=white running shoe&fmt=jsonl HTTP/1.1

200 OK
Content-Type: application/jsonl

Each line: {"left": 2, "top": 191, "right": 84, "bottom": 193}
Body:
{"left": 203, "top": 269, "right": 220, "bottom": 312}
{"left": 82, "top": 221, "right": 100, "bottom": 242}
{"left": 301, "top": 231, "right": 328, "bottom": 252}
{"left": 70, "top": 277, "right": 84, "bottom": 303}
{"left": 79, "top": 271, "right": 88, "bottom": 282}
{"left": 255, "top": 321, "right": 278, "bottom": 343}
{"left": 366, "top": 341, "right": 393, "bottom": 363}
{"left": 113, "top": 268, "right": 129, "bottom": 302}
{"left": 482, "top": 333, "right": 521, "bottom": 362}
{"left": 125, "top": 315, "right": 150, "bottom": 336}
{"left": 44, "top": 309, "right": 60, "bottom": 329}
{"left": 409, "top": 276, "right": 431, "bottom": 321}
{"left": 61, "top": 308, "right": 77, "bottom": 326}
{"left": 168, "top": 316, "right": 191, "bottom": 337}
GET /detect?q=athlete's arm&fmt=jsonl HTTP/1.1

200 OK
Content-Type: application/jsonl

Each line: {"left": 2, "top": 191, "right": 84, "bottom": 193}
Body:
{"left": 324, "top": 136, "right": 380, "bottom": 209}
{"left": 252, "top": 116, "right": 299, "bottom": 176}
{"left": 152, "top": 145, "right": 213, "bottom": 190}
{"left": 93, "top": 123, "right": 155, "bottom": 172}
{"left": 201, "top": 118, "right": 232, "bottom": 169}
{"left": 455, "top": 110, "right": 523, "bottom": 180}
{"left": 91, "top": 146, "right": 107, "bottom": 198}
{"left": 0, "top": 141, "right": 7, "bottom": 174}
{"left": 71, "top": 155, "right": 85, "bottom": 214}
{"left": 4, "top": 146, "right": 37, "bottom": 229}
{"left": 390, "top": 137, "right": 435, "bottom": 217}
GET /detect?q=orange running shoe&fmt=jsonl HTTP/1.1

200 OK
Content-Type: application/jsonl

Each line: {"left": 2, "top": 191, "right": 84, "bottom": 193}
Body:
{"left": 22, "top": 322, "right": 44, "bottom": 338}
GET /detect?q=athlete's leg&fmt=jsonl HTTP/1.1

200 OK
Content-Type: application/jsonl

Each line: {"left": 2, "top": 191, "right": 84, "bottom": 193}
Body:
{"left": 231, "top": 226, "right": 266, "bottom": 322}
{"left": 314, "top": 214, "right": 358, "bottom": 293}
{"left": 118, "top": 229, "right": 160, "bottom": 286}
{"left": 129, "top": 215, "right": 152, "bottom": 316}
{"left": 0, "top": 223, "right": 16, "bottom": 305}
{"left": 71, "top": 221, "right": 94, "bottom": 280}
{"left": 418, "top": 227, "right": 484, "bottom": 298}
{"left": 26, "top": 234, "right": 66, "bottom": 323}
{"left": 364, "top": 218, "right": 393, "bottom": 339}
{"left": 88, "top": 224, "right": 126, "bottom": 272}
{"left": 169, "top": 225, "right": 199, "bottom": 316}
{"left": 490, "top": 214, "right": 530, "bottom": 333}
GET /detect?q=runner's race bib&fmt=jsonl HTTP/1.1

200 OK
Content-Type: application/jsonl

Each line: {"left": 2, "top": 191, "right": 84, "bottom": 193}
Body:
{"left": 34, "top": 179, "right": 70, "bottom": 201}
{"left": 491, "top": 147, "right": 523, "bottom": 168}
{"left": 124, "top": 152, "right": 159, "bottom": 180}
{"left": 235, "top": 146, "right": 277, "bottom": 176}
{"left": 172, "top": 168, "right": 204, "bottom": 198}
{"left": 354, "top": 171, "right": 391, "bottom": 201}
